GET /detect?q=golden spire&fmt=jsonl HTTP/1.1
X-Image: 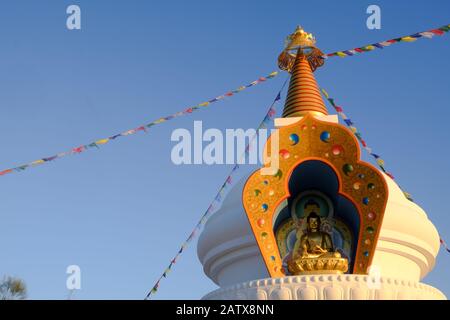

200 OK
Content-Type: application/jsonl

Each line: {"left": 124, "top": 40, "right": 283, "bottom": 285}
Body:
{"left": 278, "top": 26, "right": 328, "bottom": 118}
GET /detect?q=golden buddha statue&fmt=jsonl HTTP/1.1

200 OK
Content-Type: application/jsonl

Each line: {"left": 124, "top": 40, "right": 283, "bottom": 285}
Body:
{"left": 287, "top": 211, "right": 348, "bottom": 275}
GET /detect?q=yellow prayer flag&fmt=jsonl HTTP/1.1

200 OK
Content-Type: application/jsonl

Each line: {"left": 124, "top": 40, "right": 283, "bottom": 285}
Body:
{"left": 96, "top": 139, "right": 109, "bottom": 145}
{"left": 336, "top": 52, "right": 347, "bottom": 57}
{"left": 401, "top": 36, "right": 417, "bottom": 42}
{"left": 154, "top": 118, "right": 165, "bottom": 124}
{"left": 31, "top": 160, "right": 45, "bottom": 166}
{"left": 198, "top": 102, "right": 209, "bottom": 107}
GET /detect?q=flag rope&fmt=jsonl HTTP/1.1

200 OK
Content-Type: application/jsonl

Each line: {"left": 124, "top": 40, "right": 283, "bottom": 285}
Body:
{"left": 322, "top": 23, "right": 449, "bottom": 59}
{"left": 0, "top": 71, "right": 279, "bottom": 177}
{"left": 440, "top": 237, "right": 450, "bottom": 254}
{"left": 144, "top": 77, "right": 289, "bottom": 299}
{"left": 321, "top": 88, "right": 413, "bottom": 201}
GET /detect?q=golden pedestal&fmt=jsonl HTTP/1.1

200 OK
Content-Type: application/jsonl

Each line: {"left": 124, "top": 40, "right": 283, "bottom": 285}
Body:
{"left": 287, "top": 256, "right": 349, "bottom": 275}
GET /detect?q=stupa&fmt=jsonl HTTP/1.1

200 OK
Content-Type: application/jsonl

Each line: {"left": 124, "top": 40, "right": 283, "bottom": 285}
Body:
{"left": 197, "top": 27, "right": 446, "bottom": 300}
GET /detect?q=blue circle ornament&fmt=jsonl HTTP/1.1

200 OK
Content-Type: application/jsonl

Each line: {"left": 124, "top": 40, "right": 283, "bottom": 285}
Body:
{"left": 289, "top": 133, "right": 299, "bottom": 145}
{"left": 320, "top": 131, "right": 331, "bottom": 143}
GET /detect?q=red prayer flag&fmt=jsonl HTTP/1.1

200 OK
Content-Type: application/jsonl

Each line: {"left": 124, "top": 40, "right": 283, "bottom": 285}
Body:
{"left": 386, "top": 172, "right": 395, "bottom": 179}
{"left": 268, "top": 108, "right": 276, "bottom": 117}
{"left": 72, "top": 146, "right": 84, "bottom": 153}
{"left": 431, "top": 29, "right": 445, "bottom": 36}
{"left": 0, "top": 169, "right": 13, "bottom": 176}
{"left": 136, "top": 126, "right": 146, "bottom": 133}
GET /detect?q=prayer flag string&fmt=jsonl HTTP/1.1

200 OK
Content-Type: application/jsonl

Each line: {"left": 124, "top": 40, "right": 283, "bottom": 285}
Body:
{"left": 0, "top": 71, "right": 279, "bottom": 177}
{"left": 322, "top": 88, "right": 450, "bottom": 256}
{"left": 144, "top": 78, "right": 289, "bottom": 299}
{"left": 440, "top": 237, "right": 450, "bottom": 254}
{"left": 321, "top": 88, "right": 413, "bottom": 202}
{"left": 322, "top": 23, "right": 449, "bottom": 59}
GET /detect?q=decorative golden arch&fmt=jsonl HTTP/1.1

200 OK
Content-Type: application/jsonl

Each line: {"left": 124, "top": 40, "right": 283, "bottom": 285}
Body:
{"left": 242, "top": 114, "right": 388, "bottom": 277}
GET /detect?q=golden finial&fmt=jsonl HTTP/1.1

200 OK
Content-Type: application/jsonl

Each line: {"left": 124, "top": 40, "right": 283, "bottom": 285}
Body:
{"left": 284, "top": 26, "right": 317, "bottom": 51}
{"left": 278, "top": 26, "right": 325, "bottom": 73}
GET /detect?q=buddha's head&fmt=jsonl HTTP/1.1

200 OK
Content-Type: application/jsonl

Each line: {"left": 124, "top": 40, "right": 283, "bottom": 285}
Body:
{"left": 306, "top": 212, "right": 321, "bottom": 232}
{"left": 304, "top": 199, "right": 320, "bottom": 216}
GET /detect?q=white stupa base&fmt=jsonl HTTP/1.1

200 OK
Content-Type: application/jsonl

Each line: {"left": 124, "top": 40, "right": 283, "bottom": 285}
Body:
{"left": 202, "top": 275, "right": 446, "bottom": 300}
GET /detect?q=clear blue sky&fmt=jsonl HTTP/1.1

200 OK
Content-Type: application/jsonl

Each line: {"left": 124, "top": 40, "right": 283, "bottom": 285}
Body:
{"left": 0, "top": 0, "right": 449, "bottom": 299}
